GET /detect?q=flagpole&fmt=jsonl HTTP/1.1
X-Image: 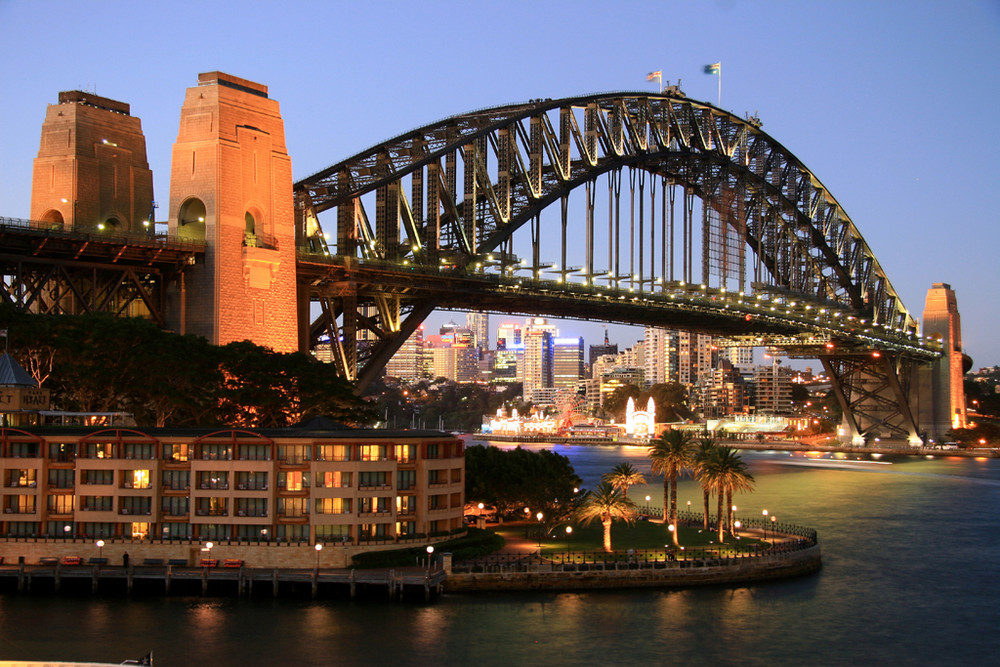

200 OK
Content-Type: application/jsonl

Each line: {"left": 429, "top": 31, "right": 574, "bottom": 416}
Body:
{"left": 718, "top": 64, "right": 722, "bottom": 106}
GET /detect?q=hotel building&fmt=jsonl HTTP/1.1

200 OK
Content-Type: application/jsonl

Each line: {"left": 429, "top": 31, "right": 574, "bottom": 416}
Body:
{"left": 0, "top": 421, "right": 464, "bottom": 568}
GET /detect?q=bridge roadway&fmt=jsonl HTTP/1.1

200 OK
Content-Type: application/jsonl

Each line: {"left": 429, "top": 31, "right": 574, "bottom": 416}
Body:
{"left": 298, "top": 253, "right": 941, "bottom": 360}
{"left": 0, "top": 215, "right": 941, "bottom": 359}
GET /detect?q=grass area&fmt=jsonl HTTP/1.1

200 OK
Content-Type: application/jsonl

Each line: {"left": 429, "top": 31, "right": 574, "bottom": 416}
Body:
{"left": 495, "top": 519, "right": 765, "bottom": 556}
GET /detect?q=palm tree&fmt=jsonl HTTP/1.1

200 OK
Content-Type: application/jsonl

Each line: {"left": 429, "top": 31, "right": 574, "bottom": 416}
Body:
{"left": 692, "top": 438, "right": 718, "bottom": 530}
{"left": 700, "top": 446, "right": 755, "bottom": 542}
{"left": 602, "top": 462, "right": 647, "bottom": 501}
{"left": 575, "top": 482, "right": 638, "bottom": 552}
{"left": 648, "top": 429, "right": 694, "bottom": 546}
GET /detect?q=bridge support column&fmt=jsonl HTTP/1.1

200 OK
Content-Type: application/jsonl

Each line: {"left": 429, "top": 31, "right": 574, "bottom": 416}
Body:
{"left": 822, "top": 352, "right": 922, "bottom": 447}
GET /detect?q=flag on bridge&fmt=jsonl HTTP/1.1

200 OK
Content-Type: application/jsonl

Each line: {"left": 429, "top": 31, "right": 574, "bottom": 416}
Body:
{"left": 646, "top": 71, "right": 662, "bottom": 81}
{"left": 704, "top": 62, "right": 721, "bottom": 75}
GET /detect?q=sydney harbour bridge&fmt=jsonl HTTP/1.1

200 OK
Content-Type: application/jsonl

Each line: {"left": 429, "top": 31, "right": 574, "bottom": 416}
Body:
{"left": 0, "top": 78, "right": 959, "bottom": 446}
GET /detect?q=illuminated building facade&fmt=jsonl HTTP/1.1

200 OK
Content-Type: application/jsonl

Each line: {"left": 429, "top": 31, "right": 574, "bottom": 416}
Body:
{"left": 0, "top": 423, "right": 464, "bottom": 567}
{"left": 166, "top": 72, "right": 298, "bottom": 352}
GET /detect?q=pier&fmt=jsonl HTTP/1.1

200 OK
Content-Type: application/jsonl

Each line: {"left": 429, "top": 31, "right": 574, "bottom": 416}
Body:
{"left": 0, "top": 562, "right": 447, "bottom": 601}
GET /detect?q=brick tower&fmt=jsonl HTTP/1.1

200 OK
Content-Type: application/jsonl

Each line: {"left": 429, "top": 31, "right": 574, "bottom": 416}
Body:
{"left": 30, "top": 91, "right": 154, "bottom": 232}
{"left": 918, "top": 283, "right": 967, "bottom": 441}
{"left": 166, "top": 72, "right": 298, "bottom": 352}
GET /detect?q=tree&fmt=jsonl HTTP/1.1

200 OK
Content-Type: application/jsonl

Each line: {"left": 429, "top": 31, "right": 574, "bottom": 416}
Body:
{"left": 575, "top": 482, "right": 637, "bottom": 552}
{"left": 700, "top": 446, "right": 755, "bottom": 542}
{"left": 602, "top": 461, "right": 647, "bottom": 500}
{"left": 644, "top": 382, "right": 693, "bottom": 422}
{"left": 463, "top": 445, "right": 582, "bottom": 526}
{"left": 692, "top": 438, "right": 718, "bottom": 530}
{"left": 648, "top": 429, "right": 695, "bottom": 546}
{"left": 601, "top": 384, "right": 642, "bottom": 421}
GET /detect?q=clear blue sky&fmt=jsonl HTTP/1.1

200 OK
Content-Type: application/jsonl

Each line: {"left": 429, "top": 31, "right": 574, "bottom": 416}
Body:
{"left": 2, "top": 0, "right": 998, "bottom": 367}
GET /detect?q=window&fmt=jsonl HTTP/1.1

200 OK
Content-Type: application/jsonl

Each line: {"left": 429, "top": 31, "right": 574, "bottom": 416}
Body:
{"left": 451, "top": 468, "right": 462, "bottom": 483}
{"left": 235, "top": 498, "right": 268, "bottom": 517}
{"left": 85, "top": 443, "right": 114, "bottom": 459}
{"left": 316, "top": 471, "right": 350, "bottom": 488}
{"left": 277, "top": 497, "right": 308, "bottom": 518}
{"left": 161, "top": 470, "right": 190, "bottom": 490}
{"left": 277, "top": 445, "right": 310, "bottom": 464}
{"left": 125, "top": 470, "right": 151, "bottom": 489}
{"left": 80, "top": 522, "right": 114, "bottom": 538}
{"left": 236, "top": 524, "right": 269, "bottom": 541}
{"left": 48, "top": 443, "right": 76, "bottom": 462}
{"left": 47, "top": 495, "right": 75, "bottom": 514}
{"left": 237, "top": 444, "right": 270, "bottom": 461}
{"left": 396, "top": 520, "right": 416, "bottom": 537}
{"left": 161, "top": 496, "right": 189, "bottom": 516}
{"left": 197, "top": 471, "right": 229, "bottom": 490}
{"left": 358, "top": 496, "right": 390, "bottom": 514}
{"left": 317, "top": 444, "right": 350, "bottom": 461}
{"left": 6, "top": 521, "right": 38, "bottom": 536}
{"left": 6, "top": 469, "right": 37, "bottom": 488}
{"left": 315, "top": 524, "right": 351, "bottom": 541}
{"left": 123, "top": 443, "right": 154, "bottom": 459}
{"left": 163, "top": 443, "right": 190, "bottom": 462}
{"left": 425, "top": 443, "right": 440, "bottom": 459}
{"left": 397, "top": 470, "right": 415, "bottom": 491}
{"left": 82, "top": 470, "right": 113, "bottom": 485}
{"left": 275, "top": 524, "right": 309, "bottom": 542}
{"left": 11, "top": 442, "right": 40, "bottom": 458}
{"left": 195, "top": 497, "right": 228, "bottom": 516}
{"left": 236, "top": 471, "right": 268, "bottom": 490}
{"left": 358, "top": 523, "right": 389, "bottom": 540}
{"left": 315, "top": 497, "right": 351, "bottom": 514}
{"left": 428, "top": 469, "right": 444, "bottom": 485}
{"left": 396, "top": 495, "right": 417, "bottom": 515}
{"left": 48, "top": 469, "right": 74, "bottom": 489}
{"left": 197, "top": 443, "right": 231, "bottom": 460}
{"left": 199, "top": 524, "right": 231, "bottom": 540}
{"left": 278, "top": 471, "right": 308, "bottom": 491}
{"left": 358, "top": 471, "right": 389, "bottom": 488}
{"left": 428, "top": 494, "right": 446, "bottom": 510}
{"left": 81, "top": 496, "right": 113, "bottom": 511}
{"left": 161, "top": 523, "right": 192, "bottom": 540}
{"left": 358, "top": 444, "right": 387, "bottom": 462}
{"left": 119, "top": 496, "right": 151, "bottom": 516}
{"left": 396, "top": 444, "right": 416, "bottom": 463}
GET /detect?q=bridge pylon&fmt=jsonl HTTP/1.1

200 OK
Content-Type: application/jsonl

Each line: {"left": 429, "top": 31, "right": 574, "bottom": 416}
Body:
{"left": 166, "top": 72, "right": 300, "bottom": 352}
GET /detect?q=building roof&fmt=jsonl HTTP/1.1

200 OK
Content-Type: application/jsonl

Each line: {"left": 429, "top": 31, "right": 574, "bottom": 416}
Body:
{"left": 0, "top": 354, "right": 37, "bottom": 387}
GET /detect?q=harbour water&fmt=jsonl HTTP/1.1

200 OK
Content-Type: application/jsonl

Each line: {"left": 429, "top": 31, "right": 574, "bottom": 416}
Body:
{"left": 1, "top": 442, "right": 998, "bottom": 666}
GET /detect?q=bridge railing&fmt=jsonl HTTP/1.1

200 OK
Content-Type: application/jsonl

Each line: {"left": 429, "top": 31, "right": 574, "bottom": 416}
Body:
{"left": 0, "top": 216, "right": 206, "bottom": 251}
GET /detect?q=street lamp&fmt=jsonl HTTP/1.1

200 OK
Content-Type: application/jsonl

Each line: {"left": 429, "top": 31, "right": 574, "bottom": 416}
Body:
{"left": 565, "top": 526, "right": 573, "bottom": 537}
{"left": 426, "top": 545, "right": 435, "bottom": 573}
{"left": 771, "top": 515, "right": 777, "bottom": 540}
{"left": 762, "top": 510, "right": 769, "bottom": 540}
{"left": 536, "top": 512, "right": 544, "bottom": 547}
{"left": 96, "top": 539, "right": 104, "bottom": 561}
{"left": 315, "top": 543, "right": 323, "bottom": 570}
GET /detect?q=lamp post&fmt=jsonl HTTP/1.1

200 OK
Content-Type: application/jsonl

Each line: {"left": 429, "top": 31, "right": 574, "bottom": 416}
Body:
{"left": 96, "top": 539, "right": 104, "bottom": 561}
{"left": 205, "top": 541, "right": 214, "bottom": 563}
{"left": 63, "top": 524, "right": 72, "bottom": 539}
{"left": 425, "top": 545, "right": 435, "bottom": 574}
{"left": 762, "top": 510, "right": 769, "bottom": 540}
{"left": 771, "top": 515, "right": 777, "bottom": 541}
{"left": 536, "top": 512, "right": 544, "bottom": 547}
{"left": 315, "top": 543, "right": 323, "bottom": 571}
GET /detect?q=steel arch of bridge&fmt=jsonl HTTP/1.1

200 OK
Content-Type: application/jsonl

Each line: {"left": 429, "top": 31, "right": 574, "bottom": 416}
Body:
{"left": 294, "top": 91, "right": 938, "bottom": 442}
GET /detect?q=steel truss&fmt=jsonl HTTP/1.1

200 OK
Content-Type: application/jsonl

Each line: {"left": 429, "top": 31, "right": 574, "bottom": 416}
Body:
{"left": 294, "top": 91, "right": 933, "bottom": 397}
{"left": 820, "top": 353, "right": 922, "bottom": 446}
{"left": 0, "top": 217, "right": 202, "bottom": 326}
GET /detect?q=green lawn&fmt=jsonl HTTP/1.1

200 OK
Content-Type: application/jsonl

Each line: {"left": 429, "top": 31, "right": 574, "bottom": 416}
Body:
{"left": 495, "top": 519, "right": 766, "bottom": 557}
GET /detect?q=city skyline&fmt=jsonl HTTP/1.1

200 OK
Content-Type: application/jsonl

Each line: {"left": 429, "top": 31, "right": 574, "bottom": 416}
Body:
{"left": 1, "top": 0, "right": 997, "bottom": 367}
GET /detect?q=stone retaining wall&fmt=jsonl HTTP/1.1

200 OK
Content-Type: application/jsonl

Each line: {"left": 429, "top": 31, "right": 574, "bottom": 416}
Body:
{"left": 443, "top": 545, "right": 821, "bottom": 592}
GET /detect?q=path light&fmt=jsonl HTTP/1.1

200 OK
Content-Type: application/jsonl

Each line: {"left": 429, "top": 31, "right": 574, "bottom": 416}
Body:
{"left": 96, "top": 539, "right": 104, "bottom": 560}
{"left": 536, "top": 512, "right": 544, "bottom": 547}
{"left": 762, "top": 509, "right": 769, "bottom": 539}
{"left": 315, "top": 543, "right": 323, "bottom": 570}
{"left": 565, "top": 526, "right": 573, "bottom": 536}
{"left": 426, "top": 545, "right": 435, "bottom": 573}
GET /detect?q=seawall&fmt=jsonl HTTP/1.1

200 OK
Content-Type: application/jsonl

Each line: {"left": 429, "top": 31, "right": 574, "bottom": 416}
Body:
{"left": 443, "top": 544, "right": 821, "bottom": 592}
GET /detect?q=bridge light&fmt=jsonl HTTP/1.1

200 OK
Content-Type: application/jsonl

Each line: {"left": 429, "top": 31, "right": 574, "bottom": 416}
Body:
{"left": 872, "top": 351, "right": 881, "bottom": 358}
{"left": 744, "top": 314, "right": 752, "bottom": 321}
{"left": 825, "top": 342, "right": 835, "bottom": 349}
